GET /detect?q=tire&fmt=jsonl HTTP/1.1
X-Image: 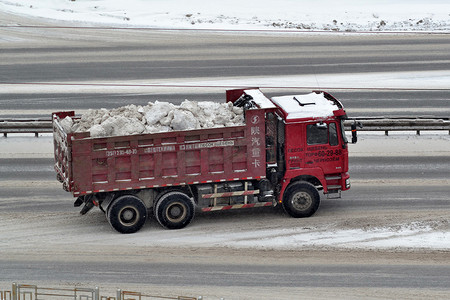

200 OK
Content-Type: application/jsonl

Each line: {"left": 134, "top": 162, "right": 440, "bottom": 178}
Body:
{"left": 282, "top": 181, "right": 320, "bottom": 218}
{"left": 155, "top": 191, "right": 195, "bottom": 230}
{"left": 107, "top": 195, "right": 147, "bottom": 234}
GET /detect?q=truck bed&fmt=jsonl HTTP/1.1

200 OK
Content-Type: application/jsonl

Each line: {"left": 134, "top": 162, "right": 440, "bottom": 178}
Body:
{"left": 53, "top": 108, "right": 267, "bottom": 197}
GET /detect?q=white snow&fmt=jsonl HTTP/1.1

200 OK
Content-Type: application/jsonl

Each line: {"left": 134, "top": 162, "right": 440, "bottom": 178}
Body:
{"left": 271, "top": 92, "right": 339, "bottom": 120}
{"left": 244, "top": 89, "right": 276, "bottom": 110}
{"left": 63, "top": 100, "right": 244, "bottom": 137}
{"left": 177, "top": 223, "right": 450, "bottom": 251}
{"left": 0, "top": 0, "right": 449, "bottom": 32}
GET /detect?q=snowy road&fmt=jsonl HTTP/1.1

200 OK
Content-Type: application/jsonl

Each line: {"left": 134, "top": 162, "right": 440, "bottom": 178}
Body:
{"left": 1, "top": 90, "right": 450, "bottom": 119}
{"left": 0, "top": 135, "right": 450, "bottom": 299}
{"left": 1, "top": 134, "right": 449, "bottom": 250}
{"left": 2, "top": 35, "right": 450, "bottom": 82}
{"left": 1, "top": 12, "right": 450, "bottom": 119}
{"left": 1, "top": 257, "right": 449, "bottom": 291}
{"left": 1, "top": 10, "right": 450, "bottom": 299}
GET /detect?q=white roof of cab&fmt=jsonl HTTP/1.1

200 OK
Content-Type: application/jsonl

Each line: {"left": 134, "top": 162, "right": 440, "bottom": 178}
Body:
{"left": 244, "top": 89, "right": 277, "bottom": 109}
{"left": 271, "top": 92, "right": 339, "bottom": 120}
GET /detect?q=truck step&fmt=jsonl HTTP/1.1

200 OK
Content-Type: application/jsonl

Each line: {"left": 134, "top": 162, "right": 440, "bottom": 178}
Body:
{"left": 202, "top": 202, "right": 273, "bottom": 212}
{"left": 325, "top": 176, "right": 341, "bottom": 181}
{"left": 326, "top": 189, "right": 342, "bottom": 199}
{"left": 201, "top": 189, "right": 260, "bottom": 199}
{"left": 327, "top": 185, "right": 342, "bottom": 190}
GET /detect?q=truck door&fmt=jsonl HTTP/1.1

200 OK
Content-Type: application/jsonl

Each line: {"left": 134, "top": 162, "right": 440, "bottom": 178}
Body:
{"left": 305, "top": 121, "right": 344, "bottom": 175}
{"left": 284, "top": 122, "right": 304, "bottom": 171}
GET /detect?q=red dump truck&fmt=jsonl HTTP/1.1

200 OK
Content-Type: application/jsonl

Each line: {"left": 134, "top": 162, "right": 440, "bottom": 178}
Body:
{"left": 53, "top": 88, "right": 356, "bottom": 233}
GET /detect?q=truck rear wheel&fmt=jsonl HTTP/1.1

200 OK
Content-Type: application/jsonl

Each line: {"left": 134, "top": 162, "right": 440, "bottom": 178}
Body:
{"left": 155, "top": 191, "right": 195, "bottom": 230}
{"left": 107, "top": 195, "right": 147, "bottom": 234}
{"left": 282, "top": 182, "right": 320, "bottom": 218}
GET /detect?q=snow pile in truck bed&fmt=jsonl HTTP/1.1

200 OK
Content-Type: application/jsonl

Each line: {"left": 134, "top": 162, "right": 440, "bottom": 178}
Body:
{"left": 60, "top": 100, "right": 244, "bottom": 137}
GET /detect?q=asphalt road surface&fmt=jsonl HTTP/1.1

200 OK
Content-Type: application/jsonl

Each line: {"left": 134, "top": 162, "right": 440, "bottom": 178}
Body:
{"left": 1, "top": 259, "right": 449, "bottom": 289}
{"left": 1, "top": 140, "right": 449, "bottom": 299}
{"left": 1, "top": 12, "right": 450, "bottom": 119}
{"left": 1, "top": 90, "right": 449, "bottom": 119}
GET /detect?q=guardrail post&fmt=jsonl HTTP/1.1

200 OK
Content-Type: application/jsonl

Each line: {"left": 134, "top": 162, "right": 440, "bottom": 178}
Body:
{"left": 11, "top": 283, "right": 17, "bottom": 300}
{"left": 116, "top": 289, "right": 122, "bottom": 300}
{"left": 94, "top": 287, "right": 99, "bottom": 300}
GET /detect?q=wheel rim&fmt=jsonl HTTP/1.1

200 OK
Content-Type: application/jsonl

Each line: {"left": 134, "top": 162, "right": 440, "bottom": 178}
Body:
{"left": 118, "top": 205, "right": 139, "bottom": 227}
{"left": 165, "top": 201, "right": 187, "bottom": 223}
{"left": 291, "top": 191, "right": 313, "bottom": 211}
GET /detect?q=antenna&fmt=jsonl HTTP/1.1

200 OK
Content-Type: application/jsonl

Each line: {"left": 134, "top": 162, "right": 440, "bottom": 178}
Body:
{"left": 314, "top": 71, "right": 320, "bottom": 89}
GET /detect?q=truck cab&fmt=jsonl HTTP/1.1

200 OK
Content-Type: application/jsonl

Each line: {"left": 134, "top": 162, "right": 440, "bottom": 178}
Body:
{"left": 231, "top": 88, "right": 350, "bottom": 198}
{"left": 228, "top": 88, "right": 351, "bottom": 219}
{"left": 271, "top": 91, "right": 350, "bottom": 197}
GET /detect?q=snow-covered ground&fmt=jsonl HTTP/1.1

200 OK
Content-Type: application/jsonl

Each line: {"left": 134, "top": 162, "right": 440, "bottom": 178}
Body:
{"left": 0, "top": 0, "right": 449, "bottom": 32}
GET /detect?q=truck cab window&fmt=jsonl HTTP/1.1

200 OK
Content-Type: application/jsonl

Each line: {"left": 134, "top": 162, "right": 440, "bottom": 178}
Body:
{"left": 329, "top": 123, "right": 338, "bottom": 146}
{"left": 307, "top": 123, "right": 338, "bottom": 146}
{"left": 307, "top": 124, "right": 328, "bottom": 145}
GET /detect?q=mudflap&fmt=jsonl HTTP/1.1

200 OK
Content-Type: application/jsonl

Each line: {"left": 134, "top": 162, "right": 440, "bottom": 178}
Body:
{"left": 74, "top": 195, "right": 95, "bottom": 215}
{"left": 74, "top": 197, "right": 84, "bottom": 207}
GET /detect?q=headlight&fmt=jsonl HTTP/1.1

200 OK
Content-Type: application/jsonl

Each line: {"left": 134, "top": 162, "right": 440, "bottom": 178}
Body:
{"left": 345, "top": 178, "right": 351, "bottom": 189}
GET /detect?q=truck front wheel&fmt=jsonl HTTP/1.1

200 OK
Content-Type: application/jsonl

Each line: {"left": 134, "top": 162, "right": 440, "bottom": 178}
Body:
{"left": 282, "top": 182, "right": 320, "bottom": 218}
{"left": 155, "top": 191, "right": 195, "bottom": 230}
{"left": 107, "top": 195, "right": 147, "bottom": 234}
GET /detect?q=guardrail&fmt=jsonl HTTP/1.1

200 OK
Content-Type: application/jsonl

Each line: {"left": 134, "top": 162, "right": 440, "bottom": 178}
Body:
{"left": 0, "top": 117, "right": 449, "bottom": 137}
{"left": 344, "top": 117, "right": 450, "bottom": 135}
{"left": 0, "top": 118, "right": 52, "bottom": 137}
{"left": 0, "top": 283, "right": 201, "bottom": 300}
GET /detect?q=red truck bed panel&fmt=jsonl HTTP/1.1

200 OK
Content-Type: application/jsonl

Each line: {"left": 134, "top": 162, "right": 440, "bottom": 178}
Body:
{"left": 53, "top": 108, "right": 267, "bottom": 196}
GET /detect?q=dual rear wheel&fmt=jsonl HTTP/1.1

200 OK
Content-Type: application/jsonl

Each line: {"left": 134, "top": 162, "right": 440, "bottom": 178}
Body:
{"left": 106, "top": 191, "right": 195, "bottom": 233}
{"left": 107, "top": 195, "right": 147, "bottom": 234}
{"left": 155, "top": 191, "right": 196, "bottom": 230}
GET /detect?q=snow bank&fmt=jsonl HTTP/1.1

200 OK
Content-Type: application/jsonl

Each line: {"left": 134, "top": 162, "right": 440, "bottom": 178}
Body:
{"left": 1, "top": 0, "right": 449, "bottom": 32}
{"left": 62, "top": 100, "right": 244, "bottom": 137}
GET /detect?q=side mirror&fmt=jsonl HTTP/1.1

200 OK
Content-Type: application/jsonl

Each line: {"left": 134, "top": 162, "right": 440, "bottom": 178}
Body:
{"left": 351, "top": 121, "right": 363, "bottom": 144}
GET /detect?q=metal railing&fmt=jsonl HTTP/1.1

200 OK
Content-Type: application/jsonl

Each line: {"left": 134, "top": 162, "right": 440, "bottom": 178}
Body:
{"left": 117, "top": 290, "right": 196, "bottom": 300}
{"left": 0, "top": 284, "right": 201, "bottom": 300}
{"left": 0, "top": 118, "right": 52, "bottom": 137}
{"left": 344, "top": 117, "right": 450, "bottom": 135}
{"left": 0, "top": 117, "right": 449, "bottom": 137}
